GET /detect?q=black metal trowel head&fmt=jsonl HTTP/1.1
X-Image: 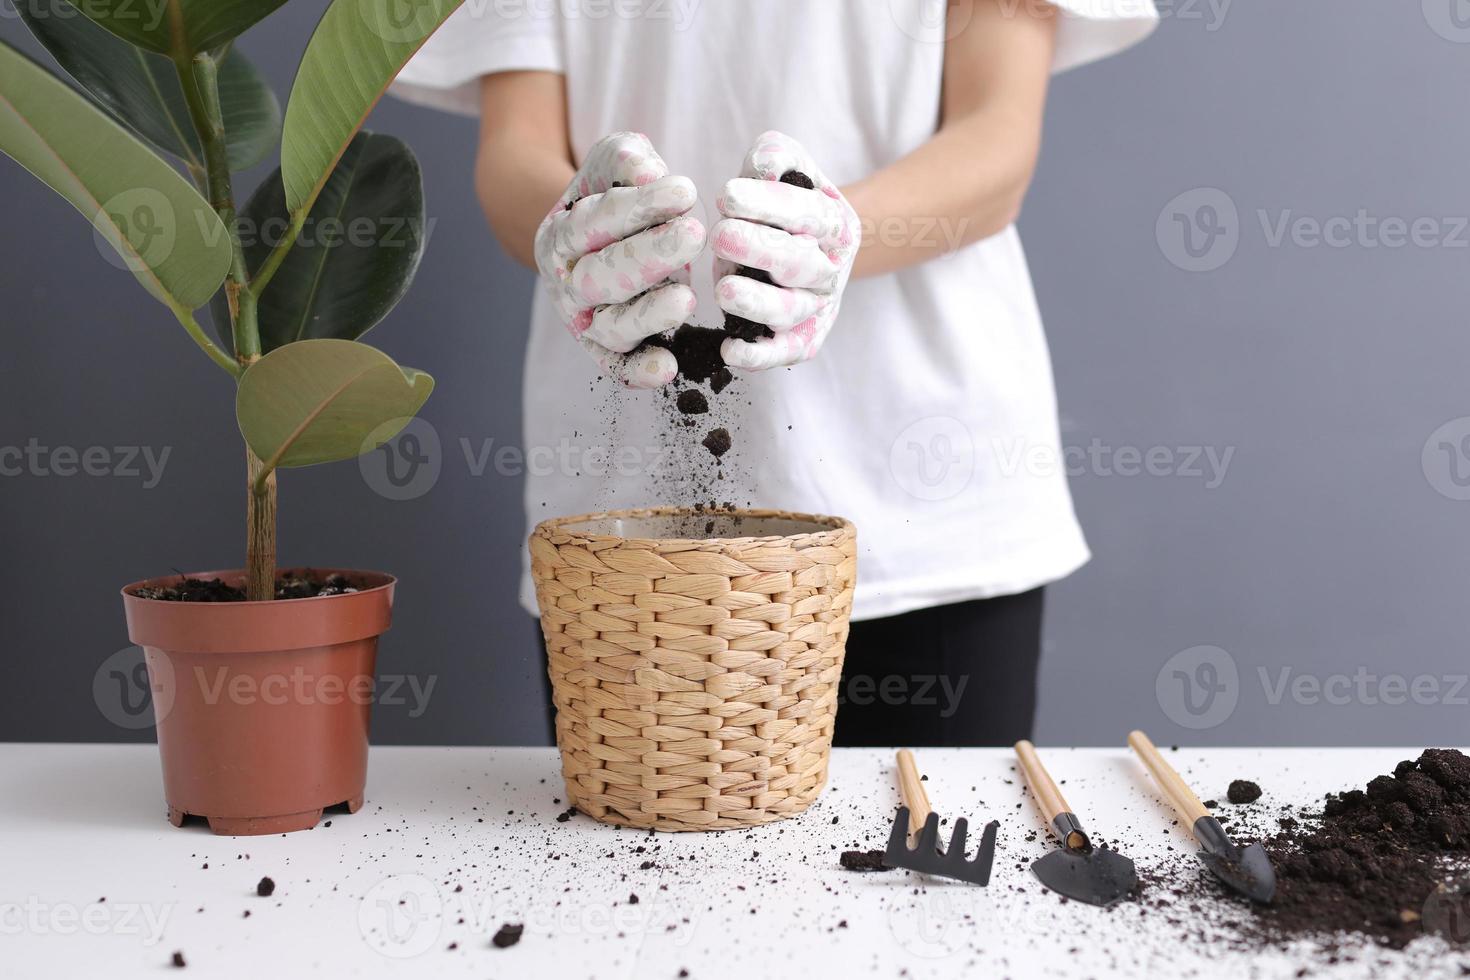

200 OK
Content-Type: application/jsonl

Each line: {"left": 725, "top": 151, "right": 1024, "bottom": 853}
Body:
{"left": 1030, "top": 813, "right": 1138, "bottom": 907}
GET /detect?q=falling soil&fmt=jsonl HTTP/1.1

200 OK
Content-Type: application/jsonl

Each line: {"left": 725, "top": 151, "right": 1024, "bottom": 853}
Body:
{"left": 676, "top": 389, "right": 709, "bottom": 415}
{"left": 131, "top": 573, "right": 361, "bottom": 603}
{"left": 491, "top": 923, "right": 524, "bottom": 948}
{"left": 1228, "top": 780, "right": 1263, "bottom": 805}
{"left": 839, "top": 850, "right": 890, "bottom": 872}
{"left": 701, "top": 429, "right": 731, "bottom": 459}
{"left": 638, "top": 323, "right": 741, "bottom": 466}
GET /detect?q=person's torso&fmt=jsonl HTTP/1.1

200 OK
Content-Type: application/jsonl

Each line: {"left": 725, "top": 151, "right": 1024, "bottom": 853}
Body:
{"left": 521, "top": 0, "right": 1087, "bottom": 618}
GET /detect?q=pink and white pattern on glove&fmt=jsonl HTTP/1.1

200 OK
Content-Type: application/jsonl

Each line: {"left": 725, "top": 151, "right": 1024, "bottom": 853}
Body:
{"left": 711, "top": 131, "right": 861, "bottom": 372}
{"left": 534, "top": 132, "right": 707, "bottom": 388}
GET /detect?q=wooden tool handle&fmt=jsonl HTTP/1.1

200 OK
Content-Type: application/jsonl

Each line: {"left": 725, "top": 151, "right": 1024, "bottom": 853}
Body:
{"left": 1014, "top": 740, "right": 1072, "bottom": 823}
{"left": 895, "top": 749, "right": 933, "bottom": 835}
{"left": 1128, "top": 730, "right": 1210, "bottom": 824}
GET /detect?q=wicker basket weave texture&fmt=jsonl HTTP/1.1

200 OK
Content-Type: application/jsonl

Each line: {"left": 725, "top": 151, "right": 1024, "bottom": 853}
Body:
{"left": 530, "top": 508, "right": 858, "bottom": 831}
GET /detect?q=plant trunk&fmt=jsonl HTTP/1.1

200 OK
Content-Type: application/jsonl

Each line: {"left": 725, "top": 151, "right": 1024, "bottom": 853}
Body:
{"left": 246, "top": 446, "right": 277, "bottom": 601}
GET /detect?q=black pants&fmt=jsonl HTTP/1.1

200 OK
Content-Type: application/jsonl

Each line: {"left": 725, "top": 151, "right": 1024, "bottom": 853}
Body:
{"left": 833, "top": 588, "right": 1045, "bottom": 747}
{"left": 533, "top": 588, "right": 1045, "bottom": 748}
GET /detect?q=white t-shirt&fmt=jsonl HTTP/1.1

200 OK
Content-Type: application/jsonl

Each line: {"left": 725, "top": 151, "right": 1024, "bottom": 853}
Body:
{"left": 392, "top": 0, "right": 1158, "bottom": 621}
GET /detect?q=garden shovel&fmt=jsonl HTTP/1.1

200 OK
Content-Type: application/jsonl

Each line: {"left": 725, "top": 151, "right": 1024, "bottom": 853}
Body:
{"left": 883, "top": 749, "right": 999, "bottom": 885}
{"left": 1014, "top": 740, "right": 1137, "bottom": 907}
{"left": 1128, "top": 730, "right": 1276, "bottom": 903}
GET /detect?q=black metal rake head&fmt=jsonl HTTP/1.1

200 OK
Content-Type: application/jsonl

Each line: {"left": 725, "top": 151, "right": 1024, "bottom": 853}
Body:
{"left": 883, "top": 806, "right": 1000, "bottom": 885}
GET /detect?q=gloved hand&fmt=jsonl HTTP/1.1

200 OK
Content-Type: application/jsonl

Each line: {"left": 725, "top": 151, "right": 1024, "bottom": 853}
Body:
{"left": 711, "top": 131, "right": 861, "bottom": 371}
{"left": 535, "top": 133, "right": 706, "bottom": 388}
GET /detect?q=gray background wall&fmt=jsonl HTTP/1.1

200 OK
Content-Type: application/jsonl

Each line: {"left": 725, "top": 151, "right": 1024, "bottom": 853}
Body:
{"left": 2, "top": 0, "right": 1467, "bottom": 747}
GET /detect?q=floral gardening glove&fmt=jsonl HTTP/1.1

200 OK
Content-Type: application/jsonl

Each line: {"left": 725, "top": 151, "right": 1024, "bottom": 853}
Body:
{"left": 535, "top": 133, "right": 706, "bottom": 388}
{"left": 711, "top": 131, "right": 861, "bottom": 371}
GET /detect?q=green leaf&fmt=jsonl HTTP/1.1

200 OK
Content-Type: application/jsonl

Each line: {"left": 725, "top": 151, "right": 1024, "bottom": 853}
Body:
{"left": 18, "top": 0, "right": 281, "bottom": 171}
{"left": 236, "top": 338, "right": 434, "bottom": 472}
{"left": 230, "top": 132, "right": 425, "bottom": 354}
{"left": 0, "top": 41, "right": 231, "bottom": 310}
{"left": 70, "top": 0, "right": 289, "bottom": 57}
{"left": 282, "top": 0, "right": 463, "bottom": 214}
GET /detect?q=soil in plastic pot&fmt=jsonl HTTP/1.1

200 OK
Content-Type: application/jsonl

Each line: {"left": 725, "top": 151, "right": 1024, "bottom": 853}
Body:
{"left": 121, "top": 568, "right": 395, "bottom": 836}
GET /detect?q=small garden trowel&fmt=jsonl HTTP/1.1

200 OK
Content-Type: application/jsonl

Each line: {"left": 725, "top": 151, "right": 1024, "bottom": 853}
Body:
{"left": 1014, "top": 740, "right": 1137, "bottom": 907}
{"left": 1128, "top": 730, "right": 1276, "bottom": 903}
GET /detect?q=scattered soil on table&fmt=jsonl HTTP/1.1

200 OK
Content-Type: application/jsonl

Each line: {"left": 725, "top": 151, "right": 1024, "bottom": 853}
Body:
{"left": 131, "top": 572, "right": 361, "bottom": 602}
{"left": 255, "top": 876, "right": 275, "bottom": 897}
{"left": 839, "top": 849, "right": 890, "bottom": 872}
{"left": 171, "top": 951, "right": 186, "bottom": 968}
{"left": 491, "top": 923, "right": 524, "bottom": 948}
{"left": 1228, "top": 779, "right": 1263, "bottom": 804}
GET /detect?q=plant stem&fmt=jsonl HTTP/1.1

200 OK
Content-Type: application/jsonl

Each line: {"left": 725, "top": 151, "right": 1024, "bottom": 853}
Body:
{"left": 176, "top": 53, "right": 260, "bottom": 364}
{"left": 249, "top": 208, "right": 307, "bottom": 298}
{"left": 175, "top": 50, "right": 275, "bottom": 600}
{"left": 168, "top": 302, "right": 240, "bottom": 377}
{"left": 246, "top": 447, "right": 277, "bottom": 601}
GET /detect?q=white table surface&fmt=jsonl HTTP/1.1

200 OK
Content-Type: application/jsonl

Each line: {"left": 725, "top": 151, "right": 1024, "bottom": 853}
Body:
{"left": 3, "top": 744, "right": 1468, "bottom": 979}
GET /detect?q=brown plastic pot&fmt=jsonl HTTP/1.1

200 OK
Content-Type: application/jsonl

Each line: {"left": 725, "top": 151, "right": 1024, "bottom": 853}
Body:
{"left": 121, "top": 568, "right": 395, "bottom": 836}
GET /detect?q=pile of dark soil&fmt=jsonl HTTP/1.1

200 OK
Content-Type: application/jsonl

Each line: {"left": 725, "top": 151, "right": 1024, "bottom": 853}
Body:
{"left": 131, "top": 572, "right": 361, "bottom": 602}
{"left": 1243, "top": 749, "right": 1470, "bottom": 949}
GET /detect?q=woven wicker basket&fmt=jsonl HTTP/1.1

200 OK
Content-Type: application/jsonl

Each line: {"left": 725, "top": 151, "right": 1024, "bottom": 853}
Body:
{"left": 529, "top": 507, "right": 858, "bottom": 831}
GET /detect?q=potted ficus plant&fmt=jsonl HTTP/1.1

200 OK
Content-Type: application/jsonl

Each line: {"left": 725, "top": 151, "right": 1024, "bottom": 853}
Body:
{"left": 0, "top": 0, "right": 466, "bottom": 834}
